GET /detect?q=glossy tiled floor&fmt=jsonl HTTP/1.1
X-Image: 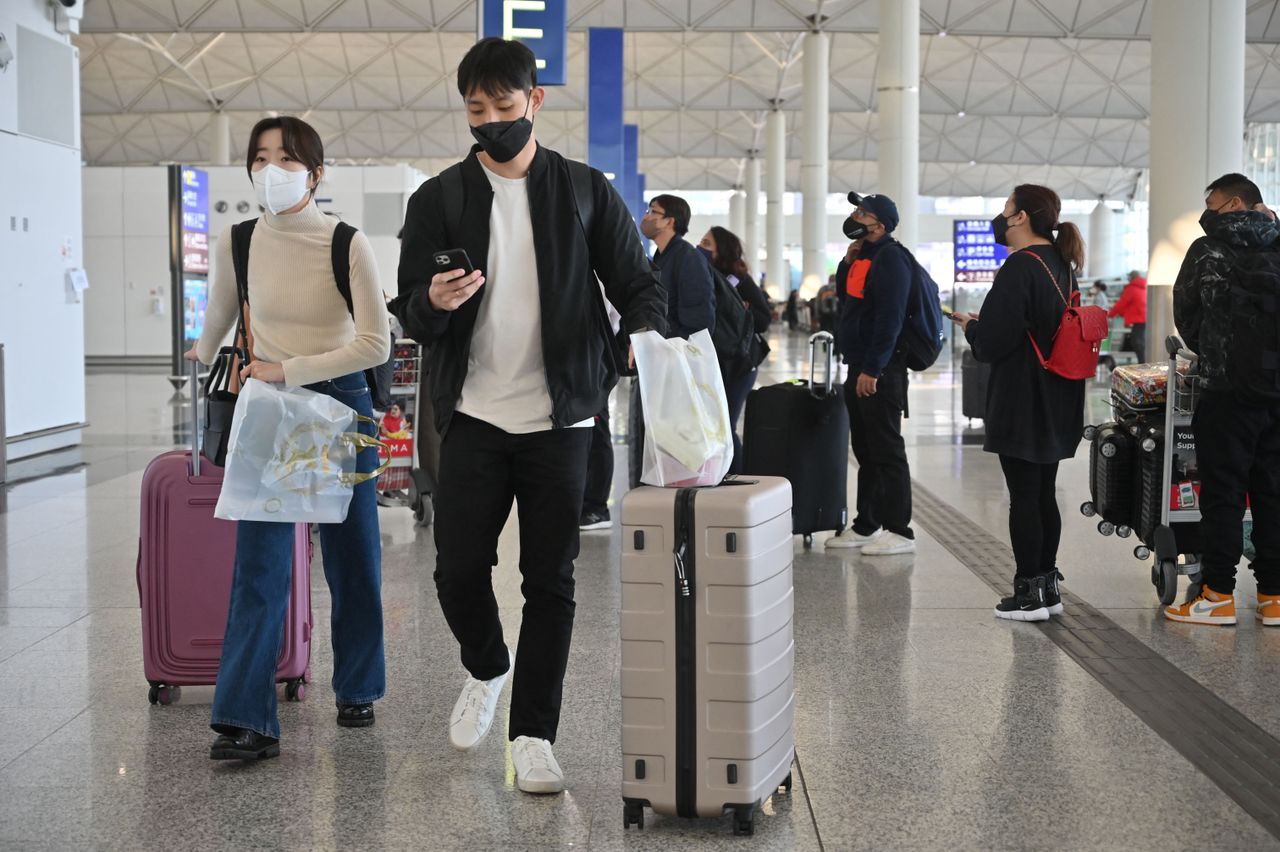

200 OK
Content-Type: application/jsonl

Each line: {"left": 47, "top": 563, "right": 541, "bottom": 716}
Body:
{"left": 1, "top": 337, "right": 1278, "bottom": 850}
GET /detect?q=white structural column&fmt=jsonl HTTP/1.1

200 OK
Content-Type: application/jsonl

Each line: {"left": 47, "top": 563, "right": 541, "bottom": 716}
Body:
{"left": 766, "top": 110, "right": 787, "bottom": 294}
{"left": 1088, "top": 201, "right": 1117, "bottom": 280}
{"left": 1149, "top": 0, "right": 1245, "bottom": 350}
{"left": 801, "top": 30, "right": 830, "bottom": 292}
{"left": 729, "top": 189, "right": 745, "bottom": 241}
{"left": 210, "top": 112, "right": 232, "bottom": 165}
{"left": 744, "top": 155, "right": 762, "bottom": 277}
{"left": 877, "top": 0, "right": 920, "bottom": 251}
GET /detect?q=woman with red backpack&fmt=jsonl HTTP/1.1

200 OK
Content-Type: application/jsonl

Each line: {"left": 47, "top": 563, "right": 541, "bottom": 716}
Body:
{"left": 951, "top": 185, "right": 1088, "bottom": 622}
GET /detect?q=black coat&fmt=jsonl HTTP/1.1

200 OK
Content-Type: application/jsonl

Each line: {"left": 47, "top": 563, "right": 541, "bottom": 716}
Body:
{"left": 964, "top": 245, "right": 1085, "bottom": 463}
{"left": 390, "top": 145, "right": 669, "bottom": 435}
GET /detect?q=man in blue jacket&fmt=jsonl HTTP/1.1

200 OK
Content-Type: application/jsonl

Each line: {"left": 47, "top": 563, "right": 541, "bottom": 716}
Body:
{"left": 826, "top": 191, "right": 916, "bottom": 555}
{"left": 641, "top": 194, "right": 716, "bottom": 339}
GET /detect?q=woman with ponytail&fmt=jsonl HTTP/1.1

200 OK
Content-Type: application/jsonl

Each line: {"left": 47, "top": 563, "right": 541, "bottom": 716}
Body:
{"left": 951, "top": 185, "right": 1087, "bottom": 622}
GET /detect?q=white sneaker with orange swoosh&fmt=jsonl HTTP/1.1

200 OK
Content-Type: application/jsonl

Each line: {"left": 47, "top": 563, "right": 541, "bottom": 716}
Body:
{"left": 1164, "top": 583, "right": 1237, "bottom": 626}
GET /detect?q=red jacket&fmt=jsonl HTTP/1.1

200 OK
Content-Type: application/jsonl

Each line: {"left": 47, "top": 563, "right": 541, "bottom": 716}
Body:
{"left": 1109, "top": 276, "right": 1147, "bottom": 325}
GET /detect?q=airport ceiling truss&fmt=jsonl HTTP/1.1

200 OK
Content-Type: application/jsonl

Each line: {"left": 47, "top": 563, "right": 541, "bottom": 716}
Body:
{"left": 73, "top": 0, "right": 1280, "bottom": 198}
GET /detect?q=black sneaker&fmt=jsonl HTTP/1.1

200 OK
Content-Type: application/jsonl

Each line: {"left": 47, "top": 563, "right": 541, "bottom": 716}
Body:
{"left": 337, "top": 703, "right": 375, "bottom": 728}
{"left": 210, "top": 727, "right": 280, "bottom": 760}
{"left": 579, "top": 509, "right": 611, "bottom": 531}
{"left": 994, "top": 575, "right": 1050, "bottom": 622}
{"left": 1045, "top": 570, "right": 1065, "bottom": 616}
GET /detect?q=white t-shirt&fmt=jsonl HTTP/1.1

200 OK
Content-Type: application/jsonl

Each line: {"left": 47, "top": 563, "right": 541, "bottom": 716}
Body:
{"left": 456, "top": 163, "right": 591, "bottom": 433}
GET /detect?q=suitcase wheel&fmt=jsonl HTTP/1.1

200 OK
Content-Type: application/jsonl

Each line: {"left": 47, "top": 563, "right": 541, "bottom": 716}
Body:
{"left": 148, "top": 683, "right": 180, "bottom": 706}
{"left": 623, "top": 802, "right": 644, "bottom": 830}
{"left": 285, "top": 677, "right": 306, "bottom": 702}
{"left": 732, "top": 805, "right": 756, "bottom": 836}
{"left": 1080, "top": 501, "right": 1096, "bottom": 518}
{"left": 1155, "top": 559, "right": 1179, "bottom": 606}
{"left": 413, "top": 494, "right": 434, "bottom": 528}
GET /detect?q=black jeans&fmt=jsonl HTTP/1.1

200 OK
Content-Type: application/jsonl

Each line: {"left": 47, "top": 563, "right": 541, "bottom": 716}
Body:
{"left": 582, "top": 404, "right": 613, "bottom": 516}
{"left": 1194, "top": 391, "right": 1280, "bottom": 595}
{"left": 725, "top": 367, "right": 758, "bottom": 475}
{"left": 998, "top": 456, "right": 1062, "bottom": 579}
{"left": 433, "top": 413, "right": 592, "bottom": 743}
{"left": 1128, "top": 323, "right": 1147, "bottom": 363}
{"left": 845, "top": 365, "right": 913, "bottom": 538}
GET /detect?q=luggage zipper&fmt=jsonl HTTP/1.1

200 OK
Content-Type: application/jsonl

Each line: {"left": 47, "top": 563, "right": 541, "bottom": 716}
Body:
{"left": 673, "top": 487, "right": 697, "bottom": 819}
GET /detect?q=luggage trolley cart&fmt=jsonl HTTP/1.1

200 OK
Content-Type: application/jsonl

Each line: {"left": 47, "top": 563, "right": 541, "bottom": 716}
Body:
{"left": 1134, "top": 337, "right": 1211, "bottom": 605}
{"left": 376, "top": 340, "right": 422, "bottom": 504}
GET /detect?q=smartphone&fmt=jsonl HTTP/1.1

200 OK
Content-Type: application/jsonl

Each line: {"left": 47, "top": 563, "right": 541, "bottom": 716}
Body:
{"left": 941, "top": 304, "right": 956, "bottom": 317}
{"left": 433, "top": 248, "right": 476, "bottom": 277}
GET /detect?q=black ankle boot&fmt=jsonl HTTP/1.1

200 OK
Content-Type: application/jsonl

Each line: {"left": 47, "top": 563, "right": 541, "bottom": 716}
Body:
{"left": 337, "top": 703, "right": 375, "bottom": 728}
{"left": 995, "top": 575, "right": 1050, "bottom": 622}
{"left": 1044, "top": 570, "right": 1065, "bottom": 615}
{"left": 210, "top": 728, "right": 280, "bottom": 760}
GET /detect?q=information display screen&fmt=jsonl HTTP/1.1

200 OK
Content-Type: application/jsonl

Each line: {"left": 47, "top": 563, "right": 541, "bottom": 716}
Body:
{"left": 180, "top": 167, "right": 209, "bottom": 274}
{"left": 953, "top": 219, "right": 1009, "bottom": 283}
{"left": 183, "top": 276, "right": 208, "bottom": 346}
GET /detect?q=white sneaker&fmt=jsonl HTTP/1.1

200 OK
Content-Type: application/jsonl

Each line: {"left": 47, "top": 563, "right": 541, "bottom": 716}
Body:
{"left": 512, "top": 735, "right": 565, "bottom": 794}
{"left": 449, "top": 652, "right": 513, "bottom": 751}
{"left": 825, "top": 528, "right": 884, "bottom": 549}
{"left": 862, "top": 532, "right": 916, "bottom": 556}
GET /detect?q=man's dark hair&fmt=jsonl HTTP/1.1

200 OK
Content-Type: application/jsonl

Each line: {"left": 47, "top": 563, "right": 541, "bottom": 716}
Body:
{"left": 457, "top": 37, "right": 538, "bottom": 99}
{"left": 651, "top": 194, "right": 691, "bottom": 237}
{"left": 1205, "top": 173, "right": 1263, "bottom": 207}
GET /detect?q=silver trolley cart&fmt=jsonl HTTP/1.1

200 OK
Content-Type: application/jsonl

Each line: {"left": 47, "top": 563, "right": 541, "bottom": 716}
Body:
{"left": 375, "top": 340, "right": 422, "bottom": 505}
{"left": 1082, "top": 336, "right": 1220, "bottom": 605}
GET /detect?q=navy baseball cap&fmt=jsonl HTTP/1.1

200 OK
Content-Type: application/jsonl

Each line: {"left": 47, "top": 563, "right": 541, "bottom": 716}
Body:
{"left": 848, "top": 192, "right": 899, "bottom": 233}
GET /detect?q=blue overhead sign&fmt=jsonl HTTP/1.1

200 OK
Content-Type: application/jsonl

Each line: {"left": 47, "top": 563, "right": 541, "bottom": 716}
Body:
{"left": 588, "top": 29, "right": 624, "bottom": 182}
{"left": 480, "top": 0, "right": 568, "bottom": 86}
{"left": 953, "top": 219, "right": 1009, "bottom": 283}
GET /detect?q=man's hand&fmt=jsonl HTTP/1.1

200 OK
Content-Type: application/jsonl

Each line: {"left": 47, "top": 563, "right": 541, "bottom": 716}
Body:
{"left": 628, "top": 344, "right": 636, "bottom": 372}
{"left": 856, "top": 373, "right": 878, "bottom": 397}
{"left": 428, "top": 268, "right": 485, "bottom": 312}
{"left": 951, "top": 311, "right": 978, "bottom": 332}
{"left": 240, "top": 360, "right": 285, "bottom": 383}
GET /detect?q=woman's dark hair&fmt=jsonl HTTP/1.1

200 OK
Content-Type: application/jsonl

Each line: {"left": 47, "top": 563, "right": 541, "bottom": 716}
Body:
{"left": 709, "top": 226, "right": 750, "bottom": 279}
{"left": 457, "top": 37, "right": 538, "bottom": 99}
{"left": 245, "top": 116, "right": 324, "bottom": 196}
{"left": 651, "top": 194, "right": 691, "bottom": 236}
{"left": 1011, "top": 184, "right": 1085, "bottom": 273}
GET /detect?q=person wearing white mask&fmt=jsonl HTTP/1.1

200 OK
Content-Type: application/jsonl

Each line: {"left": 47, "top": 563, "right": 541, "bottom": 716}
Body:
{"left": 186, "top": 116, "right": 390, "bottom": 761}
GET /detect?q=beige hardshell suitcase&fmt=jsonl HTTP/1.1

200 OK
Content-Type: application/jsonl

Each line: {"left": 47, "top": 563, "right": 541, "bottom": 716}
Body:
{"left": 620, "top": 476, "right": 796, "bottom": 836}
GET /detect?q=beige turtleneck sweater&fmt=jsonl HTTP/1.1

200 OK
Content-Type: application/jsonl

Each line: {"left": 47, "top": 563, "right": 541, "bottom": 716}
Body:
{"left": 196, "top": 201, "right": 391, "bottom": 387}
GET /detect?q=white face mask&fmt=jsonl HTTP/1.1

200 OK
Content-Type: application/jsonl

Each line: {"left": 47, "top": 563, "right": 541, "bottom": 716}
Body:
{"left": 252, "top": 163, "right": 312, "bottom": 215}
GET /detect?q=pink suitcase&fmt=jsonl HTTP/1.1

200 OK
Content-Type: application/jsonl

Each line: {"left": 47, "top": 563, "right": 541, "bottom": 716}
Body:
{"left": 136, "top": 365, "right": 312, "bottom": 706}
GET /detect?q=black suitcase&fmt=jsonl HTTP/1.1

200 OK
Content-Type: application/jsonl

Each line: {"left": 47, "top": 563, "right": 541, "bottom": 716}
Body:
{"left": 1131, "top": 423, "right": 1167, "bottom": 543}
{"left": 1085, "top": 421, "right": 1137, "bottom": 529}
{"left": 961, "top": 349, "right": 989, "bottom": 423}
{"left": 743, "top": 333, "right": 849, "bottom": 542}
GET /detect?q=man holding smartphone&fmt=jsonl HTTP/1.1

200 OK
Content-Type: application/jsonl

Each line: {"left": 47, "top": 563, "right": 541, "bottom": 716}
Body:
{"left": 391, "top": 38, "right": 667, "bottom": 794}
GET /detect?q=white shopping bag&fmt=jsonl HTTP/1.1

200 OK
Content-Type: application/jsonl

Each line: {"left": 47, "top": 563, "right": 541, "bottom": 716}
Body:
{"left": 631, "top": 329, "right": 733, "bottom": 487}
{"left": 214, "top": 379, "right": 387, "bottom": 523}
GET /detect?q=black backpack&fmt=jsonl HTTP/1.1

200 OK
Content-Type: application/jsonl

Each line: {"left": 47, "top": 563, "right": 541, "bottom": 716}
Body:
{"left": 893, "top": 244, "right": 946, "bottom": 371}
{"left": 230, "top": 218, "right": 396, "bottom": 409}
{"left": 706, "top": 261, "right": 755, "bottom": 380}
{"left": 1227, "top": 248, "right": 1280, "bottom": 401}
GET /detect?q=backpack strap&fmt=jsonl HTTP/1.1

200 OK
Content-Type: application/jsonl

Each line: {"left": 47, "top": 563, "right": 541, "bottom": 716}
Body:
{"left": 564, "top": 159, "right": 595, "bottom": 245}
{"left": 228, "top": 219, "right": 256, "bottom": 358}
{"left": 331, "top": 221, "right": 356, "bottom": 315}
{"left": 1020, "top": 248, "right": 1079, "bottom": 369}
{"left": 439, "top": 163, "right": 466, "bottom": 245}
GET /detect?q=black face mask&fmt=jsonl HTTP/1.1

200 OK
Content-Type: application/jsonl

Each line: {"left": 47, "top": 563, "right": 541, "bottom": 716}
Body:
{"left": 991, "top": 213, "right": 1013, "bottom": 246}
{"left": 470, "top": 102, "right": 533, "bottom": 163}
{"left": 843, "top": 216, "right": 869, "bottom": 241}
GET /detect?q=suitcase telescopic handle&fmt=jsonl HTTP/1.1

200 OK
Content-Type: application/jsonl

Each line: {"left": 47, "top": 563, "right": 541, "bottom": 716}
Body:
{"left": 808, "top": 332, "right": 835, "bottom": 398}
{"left": 190, "top": 359, "right": 201, "bottom": 476}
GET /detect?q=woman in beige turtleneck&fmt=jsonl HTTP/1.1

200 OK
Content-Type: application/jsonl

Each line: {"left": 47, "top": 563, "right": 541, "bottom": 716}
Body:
{"left": 187, "top": 116, "right": 390, "bottom": 761}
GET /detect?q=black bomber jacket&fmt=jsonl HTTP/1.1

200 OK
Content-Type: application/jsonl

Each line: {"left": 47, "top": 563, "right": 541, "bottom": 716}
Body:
{"left": 390, "top": 144, "right": 669, "bottom": 435}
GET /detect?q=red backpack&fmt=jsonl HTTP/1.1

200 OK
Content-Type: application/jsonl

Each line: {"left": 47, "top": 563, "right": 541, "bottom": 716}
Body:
{"left": 1024, "top": 251, "right": 1109, "bottom": 381}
